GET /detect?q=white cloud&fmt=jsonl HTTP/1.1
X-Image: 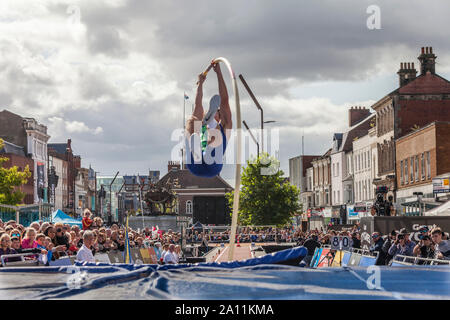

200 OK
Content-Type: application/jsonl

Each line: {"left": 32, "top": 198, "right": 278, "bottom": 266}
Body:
{"left": 47, "top": 117, "right": 103, "bottom": 137}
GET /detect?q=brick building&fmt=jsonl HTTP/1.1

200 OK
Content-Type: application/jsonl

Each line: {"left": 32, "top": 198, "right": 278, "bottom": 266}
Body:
{"left": 371, "top": 47, "right": 450, "bottom": 199}
{"left": 0, "top": 140, "right": 34, "bottom": 204}
{"left": 396, "top": 121, "right": 450, "bottom": 213}
{"left": 157, "top": 162, "right": 233, "bottom": 225}
{"left": 311, "top": 149, "right": 332, "bottom": 209}
{"left": 0, "top": 110, "right": 50, "bottom": 203}
{"left": 48, "top": 139, "right": 81, "bottom": 215}
{"left": 289, "top": 155, "right": 319, "bottom": 215}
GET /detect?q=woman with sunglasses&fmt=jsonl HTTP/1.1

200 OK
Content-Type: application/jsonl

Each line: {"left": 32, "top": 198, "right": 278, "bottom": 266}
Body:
{"left": 0, "top": 234, "right": 18, "bottom": 263}
{"left": 54, "top": 223, "right": 70, "bottom": 256}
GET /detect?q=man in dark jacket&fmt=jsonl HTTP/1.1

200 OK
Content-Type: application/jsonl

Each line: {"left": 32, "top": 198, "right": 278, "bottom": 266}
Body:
{"left": 382, "top": 230, "right": 397, "bottom": 265}
{"left": 370, "top": 232, "right": 387, "bottom": 265}
{"left": 299, "top": 235, "right": 321, "bottom": 267}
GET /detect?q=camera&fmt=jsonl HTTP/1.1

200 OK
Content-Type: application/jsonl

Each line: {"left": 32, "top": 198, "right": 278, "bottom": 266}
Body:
{"left": 372, "top": 186, "right": 391, "bottom": 216}
{"left": 56, "top": 228, "right": 62, "bottom": 233}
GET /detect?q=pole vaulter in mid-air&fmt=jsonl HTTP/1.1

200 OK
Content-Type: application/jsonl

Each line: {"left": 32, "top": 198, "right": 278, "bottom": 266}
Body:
{"left": 184, "top": 58, "right": 242, "bottom": 261}
{"left": 184, "top": 61, "right": 232, "bottom": 178}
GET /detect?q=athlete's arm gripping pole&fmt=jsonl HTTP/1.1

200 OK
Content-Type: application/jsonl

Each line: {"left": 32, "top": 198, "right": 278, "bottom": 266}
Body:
{"left": 201, "top": 57, "right": 241, "bottom": 262}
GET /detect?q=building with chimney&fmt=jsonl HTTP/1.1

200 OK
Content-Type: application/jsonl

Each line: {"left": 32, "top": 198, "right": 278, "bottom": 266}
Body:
{"left": 371, "top": 47, "right": 450, "bottom": 200}
{"left": 156, "top": 161, "right": 233, "bottom": 225}
{"left": 0, "top": 110, "right": 50, "bottom": 204}
{"left": 396, "top": 121, "right": 450, "bottom": 214}
{"left": 289, "top": 155, "right": 319, "bottom": 216}
{"left": 329, "top": 108, "right": 374, "bottom": 222}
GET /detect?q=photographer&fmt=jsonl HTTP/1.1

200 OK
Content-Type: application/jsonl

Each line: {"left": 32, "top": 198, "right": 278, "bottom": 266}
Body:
{"left": 382, "top": 230, "right": 397, "bottom": 265}
{"left": 413, "top": 234, "right": 435, "bottom": 263}
{"left": 370, "top": 232, "right": 387, "bottom": 265}
{"left": 388, "top": 229, "right": 415, "bottom": 258}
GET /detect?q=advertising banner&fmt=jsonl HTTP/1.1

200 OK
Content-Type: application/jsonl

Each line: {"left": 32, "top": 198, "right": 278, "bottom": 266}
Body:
{"left": 433, "top": 177, "right": 450, "bottom": 194}
{"left": 360, "top": 216, "right": 450, "bottom": 250}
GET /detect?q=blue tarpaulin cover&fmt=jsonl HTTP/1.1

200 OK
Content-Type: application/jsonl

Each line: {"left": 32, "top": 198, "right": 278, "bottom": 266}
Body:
{"left": 0, "top": 246, "right": 449, "bottom": 300}
{"left": 49, "top": 209, "right": 82, "bottom": 227}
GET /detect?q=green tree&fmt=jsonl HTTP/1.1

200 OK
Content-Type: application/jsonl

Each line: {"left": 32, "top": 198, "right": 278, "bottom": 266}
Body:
{"left": 0, "top": 138, "right": 32, "bottom": 205}
{"left": 226, "top": 153, "right": 301, "bottom": 227}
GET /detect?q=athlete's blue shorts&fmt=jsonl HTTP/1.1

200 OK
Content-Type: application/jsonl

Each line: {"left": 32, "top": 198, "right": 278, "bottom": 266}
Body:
{"left": 185, "top": 123, "right": 227, "bottom": 178}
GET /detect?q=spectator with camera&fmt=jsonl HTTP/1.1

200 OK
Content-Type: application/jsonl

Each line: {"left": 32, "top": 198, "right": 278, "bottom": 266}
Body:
{"left": 431, "top": 227, "right": 450, "bottom": 260}
{"left": 369, "top": 232, "right": 388, "bottom": 265}
{"left": 382, "top": 230, "right": 397, "bottom": 265}
{"left": 413, "top": 234, "right": 435, "bottom": 262}
{"left": 388, "top": 229, "right": 416, "bottom": 258}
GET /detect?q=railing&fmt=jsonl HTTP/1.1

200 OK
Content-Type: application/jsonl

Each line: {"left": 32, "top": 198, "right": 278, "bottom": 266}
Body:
{"left": 393, "top": 255, "right": 450, "bottom": 266}
{"left": 1, "top": 253, "right": 41, "bottom": 267}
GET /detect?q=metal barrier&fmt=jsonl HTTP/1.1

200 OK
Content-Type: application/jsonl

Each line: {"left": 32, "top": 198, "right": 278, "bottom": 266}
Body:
{"left": 393, "top": 255, "right": 450, "bottom": 266}
{"left": 1, "top": 253, "right": 40, "bottom": 267}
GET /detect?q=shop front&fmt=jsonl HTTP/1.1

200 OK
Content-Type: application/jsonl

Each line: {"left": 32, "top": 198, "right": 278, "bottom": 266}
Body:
{"left": 347, "top": 202, "right": 373, "bottom": 224}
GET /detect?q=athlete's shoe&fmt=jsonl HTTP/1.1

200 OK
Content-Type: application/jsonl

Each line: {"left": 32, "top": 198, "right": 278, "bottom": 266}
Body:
{"left": 203, "top": 94, "right": 220, "bottom": 126}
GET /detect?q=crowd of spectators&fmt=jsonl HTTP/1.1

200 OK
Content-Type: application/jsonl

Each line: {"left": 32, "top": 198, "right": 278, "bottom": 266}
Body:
{"left": 0, "top": 208, "right": 448, "bottom": 267}
{"left": 295, "top": 223, "right": 450, "bottom": 266}
{"left": 0, "top": 209, "right": 184, "bottom": 265}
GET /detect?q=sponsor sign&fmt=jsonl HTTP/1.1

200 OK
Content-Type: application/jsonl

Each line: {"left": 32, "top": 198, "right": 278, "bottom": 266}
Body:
{"left": 433, "top": 177, "right": 450, "bottom": 194}
{"left": 360, "top": 216, "right": 450, "bottom": 250}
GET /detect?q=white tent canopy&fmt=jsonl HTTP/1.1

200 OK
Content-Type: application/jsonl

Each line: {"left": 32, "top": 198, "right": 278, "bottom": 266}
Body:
{"left": 426, "top": 200, "right": 450, "bottom": 216}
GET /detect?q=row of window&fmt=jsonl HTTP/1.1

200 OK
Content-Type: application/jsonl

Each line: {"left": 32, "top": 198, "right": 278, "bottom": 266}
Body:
{"left": 399, "top": 151, "right": 431, "bottom": 185}
{"left": 333, "top": 190, "right": 340, "bottom": 203}
{"left": 332, "top": 163, "right": 340, "bottom": 177}
{"left": 355, "top": 179, "right": 373, "bottom": 202}
{"left": 354, "top": 150, "right": 371, "bottom": 172}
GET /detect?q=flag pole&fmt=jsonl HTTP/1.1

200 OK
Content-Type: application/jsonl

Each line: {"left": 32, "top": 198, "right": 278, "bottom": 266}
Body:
{"left": 182, "top": 92, "right": 186, "bottom": 169}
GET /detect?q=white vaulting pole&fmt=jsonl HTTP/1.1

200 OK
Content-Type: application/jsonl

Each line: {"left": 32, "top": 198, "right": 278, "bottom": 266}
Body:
{"left": 200, "top": 57, "right": 242, "bottom": 261}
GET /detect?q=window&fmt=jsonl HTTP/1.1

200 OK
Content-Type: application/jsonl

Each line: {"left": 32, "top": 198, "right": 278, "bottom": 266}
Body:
{"left": 337, "top": 163, "right": 339, "bottom": 176}
{"left": 368, "top": 151, "right": 371, "bottom": 168}
{"left": 421, "top": 153, "right": 425, "bottom": 180}
{"left": 186, "top": 200, "right": 193, "bottom": 214}
{"left": 333, "top": 163, "right": 335, "bottom": 176}
{"left": 415, "top": 155, "right": 419, "bottom": 182}
{"left": 337, "top": 190, "right": 340, "bottom": 203}
{"left": 410, "top": 157, "right": 414, "bottom": 183}
{"left": 405, "top": 159, "right": 408, "bottom": 184}
{"left": 400, "top": 160, "right": 404, "bottom": 185}
{"left": 426, "top": 152, "right": 431, "bottom": 179}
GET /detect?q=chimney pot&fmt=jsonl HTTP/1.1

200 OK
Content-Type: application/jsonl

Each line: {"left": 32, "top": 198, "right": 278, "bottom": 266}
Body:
{"left": 426, "top": 47, "right": 429, "bottom": 54}
{"left": 421, "top": 47, "right": 425, "bottom": 54}
{"left": 430, "top": 47, "right": 433, "bottom": 53}
{"left": 400, "top": 62, "right": 403, "bottom": 69}
{"left": 412, "top": 62, "right": 415, "bottom": 69}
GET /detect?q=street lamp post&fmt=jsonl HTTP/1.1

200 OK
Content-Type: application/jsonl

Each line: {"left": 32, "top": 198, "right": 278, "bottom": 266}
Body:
{"left": 109, "top": 171, "right": 119, "bottom": 225}
{"left": 242, "top": 120, "right": 259, "bottom": 156}
{"left": 413, "top": 192, "right": 424, "bottom": 216}
{"left": 239, "top": 74, "right": 265, "bottom": 152}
